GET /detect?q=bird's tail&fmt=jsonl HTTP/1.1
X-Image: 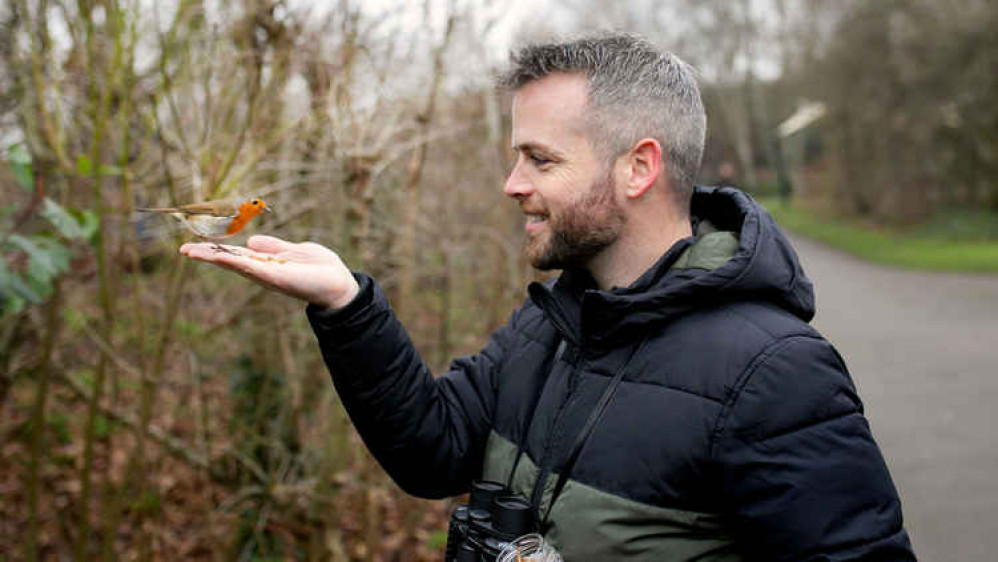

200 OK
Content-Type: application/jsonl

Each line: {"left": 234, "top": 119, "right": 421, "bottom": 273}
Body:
{"left": 136, "top": 207, "right": 179, "bottom": 213}
{"left": 130, "top": 210, "right": 184, "bottom": 242}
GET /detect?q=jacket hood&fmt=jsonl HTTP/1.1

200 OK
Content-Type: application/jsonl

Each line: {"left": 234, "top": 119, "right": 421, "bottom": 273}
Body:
{"left": 529, "top": 186, "right": 815, "bottom": 347}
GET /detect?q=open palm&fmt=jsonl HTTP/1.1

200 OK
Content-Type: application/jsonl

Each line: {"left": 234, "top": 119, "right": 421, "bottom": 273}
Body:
{"left": 180, "top": 235, "right": 360, "bottom": 309}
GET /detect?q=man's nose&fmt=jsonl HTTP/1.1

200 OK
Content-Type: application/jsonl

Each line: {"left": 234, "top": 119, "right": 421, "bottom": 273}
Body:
{"left": 503, "top": 161, "right": 532, "bottom": 199}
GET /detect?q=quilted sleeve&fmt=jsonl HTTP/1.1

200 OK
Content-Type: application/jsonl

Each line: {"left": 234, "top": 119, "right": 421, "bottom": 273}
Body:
{"left": 307, "top": 273, "right": 515, "bottom": 498}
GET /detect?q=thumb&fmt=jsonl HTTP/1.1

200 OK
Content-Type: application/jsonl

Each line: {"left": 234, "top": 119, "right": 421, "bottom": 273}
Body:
{"left": 247, "top": 234, "right": 295, "bottom": 253}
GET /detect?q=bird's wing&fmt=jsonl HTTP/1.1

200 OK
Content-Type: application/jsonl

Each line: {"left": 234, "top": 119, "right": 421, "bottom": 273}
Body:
{"left": 177, "top": 201, "right": 237, "bottom": 217}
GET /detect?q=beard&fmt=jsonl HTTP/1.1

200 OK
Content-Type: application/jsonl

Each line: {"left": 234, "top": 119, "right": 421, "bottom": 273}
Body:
{"left": 527, "top": 166, "right": 625, "bottom": 271}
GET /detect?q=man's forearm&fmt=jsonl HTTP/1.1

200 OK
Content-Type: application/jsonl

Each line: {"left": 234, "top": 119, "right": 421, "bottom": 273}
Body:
{"left": 306, "top": 273, "right": 501, "bottom": 498}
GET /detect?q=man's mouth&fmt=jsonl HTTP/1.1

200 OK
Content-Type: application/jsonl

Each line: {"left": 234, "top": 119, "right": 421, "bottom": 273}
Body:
{"left": 524, "top": 212, "right": 548, "bottom": 233}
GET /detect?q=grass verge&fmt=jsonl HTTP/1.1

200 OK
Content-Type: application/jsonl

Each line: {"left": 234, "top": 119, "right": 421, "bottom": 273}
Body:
{"left": 759, "top": 199, "right": 998, "bottom": 274}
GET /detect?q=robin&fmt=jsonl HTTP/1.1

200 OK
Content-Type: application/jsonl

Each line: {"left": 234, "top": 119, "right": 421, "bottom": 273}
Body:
{"left": 138, "top": 197, "right": 272, "bottom": 246}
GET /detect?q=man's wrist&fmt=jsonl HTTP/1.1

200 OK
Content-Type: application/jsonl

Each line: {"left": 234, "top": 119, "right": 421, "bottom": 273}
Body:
{"left": 305, "top": 273, "right": 374, "bottom": 326}
{"left": 312, "top": 279, "right": 360, "bottom": 310}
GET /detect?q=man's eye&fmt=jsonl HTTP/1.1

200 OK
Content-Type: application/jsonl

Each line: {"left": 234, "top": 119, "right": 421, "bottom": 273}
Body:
{"left": 530, "top": 154, "right": 552, "bottom": 167}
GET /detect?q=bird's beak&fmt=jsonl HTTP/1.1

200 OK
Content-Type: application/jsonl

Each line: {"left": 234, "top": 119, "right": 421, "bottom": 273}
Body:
{"left": 264, "top": 207, "right": 273, "bottom": 213}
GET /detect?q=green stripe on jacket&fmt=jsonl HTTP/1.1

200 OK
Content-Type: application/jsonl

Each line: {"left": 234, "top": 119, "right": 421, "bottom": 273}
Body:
{"left": 482, "top": 431, "right": 743, "bottom": 561}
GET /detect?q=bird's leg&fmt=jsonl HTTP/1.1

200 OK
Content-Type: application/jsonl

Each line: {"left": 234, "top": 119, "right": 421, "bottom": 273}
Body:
{"left": 210, "top": 242, "right": 238, "bottom": 255}
{"left": 208, "top": 241, "right": 286, "bottom": 263}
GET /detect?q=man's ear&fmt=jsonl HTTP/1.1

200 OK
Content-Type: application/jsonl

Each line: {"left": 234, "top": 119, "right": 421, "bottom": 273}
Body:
{"left": 622, "top": 138, "right": 664, "bottom": 199}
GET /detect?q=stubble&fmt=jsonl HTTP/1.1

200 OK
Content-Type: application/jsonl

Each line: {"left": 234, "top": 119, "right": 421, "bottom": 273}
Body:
{"left": 528, "top": 166, "right": 625, "bottom": 271}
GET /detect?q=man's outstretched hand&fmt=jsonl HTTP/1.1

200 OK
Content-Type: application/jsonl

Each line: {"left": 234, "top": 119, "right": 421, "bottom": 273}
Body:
{"left": 180, "top": 235, "right": 360, "bottom": 310}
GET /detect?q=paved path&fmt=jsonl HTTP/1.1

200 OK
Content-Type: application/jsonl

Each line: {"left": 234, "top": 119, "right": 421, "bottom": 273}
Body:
{"left": 787, "top": 234, "right": 998, "bottom": 561}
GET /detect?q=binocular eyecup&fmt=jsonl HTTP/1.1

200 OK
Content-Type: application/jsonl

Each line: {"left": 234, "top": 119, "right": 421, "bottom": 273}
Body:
{"left": 444, "top": 480, "right": 538, "bottom": 562}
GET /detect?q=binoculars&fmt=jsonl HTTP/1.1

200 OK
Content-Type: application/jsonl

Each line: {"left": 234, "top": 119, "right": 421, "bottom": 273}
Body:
{"left": 444, "top": 480, "right": 538, "bottom": 562}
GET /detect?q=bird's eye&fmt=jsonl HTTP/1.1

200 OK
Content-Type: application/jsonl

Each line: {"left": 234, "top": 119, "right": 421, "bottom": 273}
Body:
{"left": 252, "top": 199, "right": 260, "bottom": 205}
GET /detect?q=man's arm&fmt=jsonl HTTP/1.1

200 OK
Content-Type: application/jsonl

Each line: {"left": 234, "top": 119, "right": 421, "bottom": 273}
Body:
{"left": 712, "top": 335, "right": 915, "bottom": 561}
{"left": 306, "top": 273, "right": 510, "bottom": 497}
{"left": 180, "top": 235, "right": 361, "bottom": 309}
{"left": 181, "top": 235, "right": 508, "bottom": 498}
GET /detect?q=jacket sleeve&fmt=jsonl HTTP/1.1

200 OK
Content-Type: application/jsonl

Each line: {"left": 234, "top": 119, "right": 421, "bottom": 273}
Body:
{"left": 306, "top": 273, "right": 512, "bottom": 499}
{"left": 712, "top": 334, "right": 915, "bottom": 561}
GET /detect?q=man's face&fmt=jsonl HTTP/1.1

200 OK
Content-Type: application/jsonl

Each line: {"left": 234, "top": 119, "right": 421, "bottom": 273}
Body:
{"left": 504, "top": 73, "right": 625, "bottom": 270}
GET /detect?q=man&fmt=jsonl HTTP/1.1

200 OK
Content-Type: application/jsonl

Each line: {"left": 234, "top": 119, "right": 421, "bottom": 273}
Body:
{"left": 182, "top": 34, "right": 915, "bottom": 560}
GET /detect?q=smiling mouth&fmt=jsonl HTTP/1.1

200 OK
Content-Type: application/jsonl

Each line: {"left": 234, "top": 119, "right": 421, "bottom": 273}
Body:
{"left": 523, "top": 212, "right": 549, "bottom": 234}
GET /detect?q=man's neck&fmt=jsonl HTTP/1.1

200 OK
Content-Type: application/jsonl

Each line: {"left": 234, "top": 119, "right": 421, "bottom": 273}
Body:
{"left": 587, "top": 216, "right": 692, "bottom": 291}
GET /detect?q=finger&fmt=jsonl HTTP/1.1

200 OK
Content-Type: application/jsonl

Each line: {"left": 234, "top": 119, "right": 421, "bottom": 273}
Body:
{"left": 247, "top": 235, "right": 296, "bottom": 254}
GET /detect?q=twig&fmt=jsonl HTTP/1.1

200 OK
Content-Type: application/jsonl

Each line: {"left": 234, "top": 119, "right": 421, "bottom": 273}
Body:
{"left": 58, "top": 368, "right": 210, "bottom": 470}
{"left": 79, "top": 321, "right": 145, "bottom": 381}
{"left": 27, "top": 283, "right": 61, "bottom": 562}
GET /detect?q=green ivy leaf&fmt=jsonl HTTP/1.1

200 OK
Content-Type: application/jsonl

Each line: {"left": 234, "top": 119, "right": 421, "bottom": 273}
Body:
{"left": 62, "top": 307, "right": 88, "bottom": 332}
{"left": 8, "top": 143, "right": 34, "bottom": 192}
{"left": 98, "top": 163, "right": 123, "bottom": 176}
{"left": 8, "top": 234, "right": 70, "bottom": 279}
{"left": 35, "top": 199, "right": 99, "bottom": 244}
{"left": 33, "top": 236, "right": 72, "bottom": 273}
{"left": 21, "top": 237, "right": 70, "bottom": 301}
{"left": 75, "top": 154, "right": 122, "bottom": 177}
{"left": 2, "top": 292, "right": 29, "bottom": 315}
{"left": 71, "top": 209, "right": 100, "bottom": 241}
{"left": 41, "top": 198, "right": 85, "bottom": 239}
{"left": 76, "top": 154, "right": 93, "bottom": 176}
{"left": 0, "top": 258, "right": 41, "bottom": 306}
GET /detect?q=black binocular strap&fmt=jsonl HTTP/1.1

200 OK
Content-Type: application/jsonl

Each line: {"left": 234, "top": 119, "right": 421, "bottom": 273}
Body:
{"left": 541, "top": 336, "right": 651, "bottom": 527}
{"left": 506, "top": 339, "right": 567, "bottom": 490}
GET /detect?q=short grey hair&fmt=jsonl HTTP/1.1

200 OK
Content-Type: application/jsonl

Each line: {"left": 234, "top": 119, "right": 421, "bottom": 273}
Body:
{"left": 498, "top": 33, "right": 706, "bottom": 210}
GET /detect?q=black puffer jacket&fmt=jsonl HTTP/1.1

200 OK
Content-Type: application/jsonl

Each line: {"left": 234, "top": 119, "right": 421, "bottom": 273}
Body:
{"left": 307, "top": 186, "right": 915, "bottom": 561}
